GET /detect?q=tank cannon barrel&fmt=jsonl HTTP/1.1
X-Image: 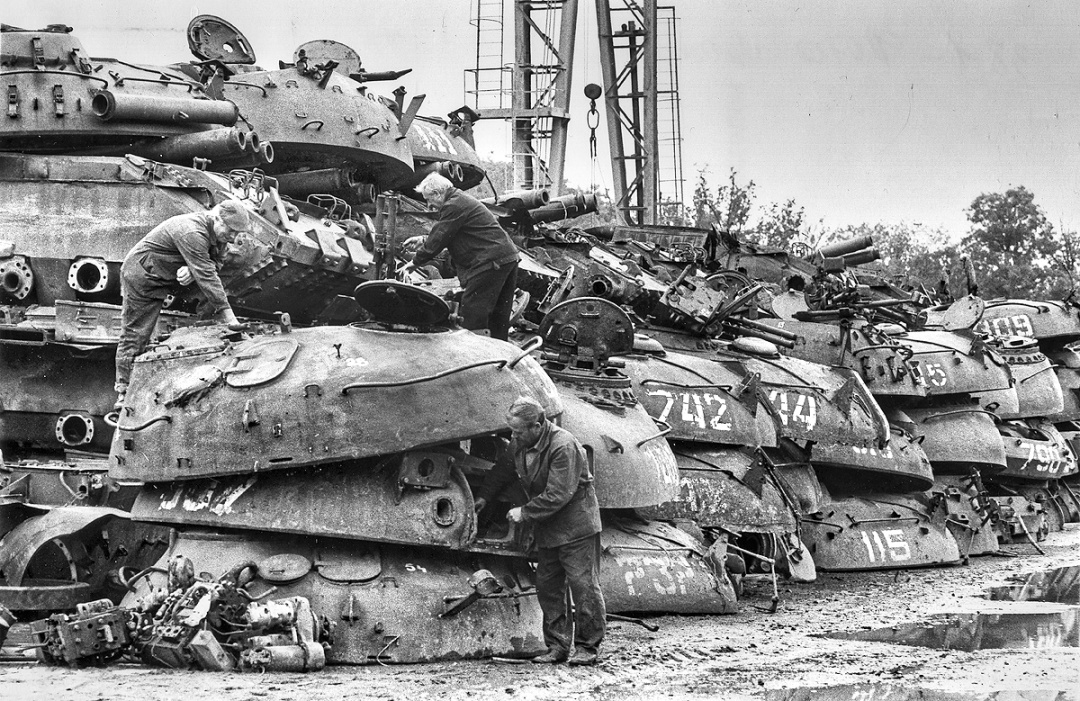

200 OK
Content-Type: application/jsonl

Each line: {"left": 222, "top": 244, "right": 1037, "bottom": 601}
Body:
{"left": 91, "top": 91, "right": 238, "bottom": 126}
{"left": 817, "top": 235, "right": 873, "bottom": 259}
{"left": 272, "top": 167, "right": 363, "bottom": 198}
{"left": 481, "top": 189, "right": 550, "bottom": 210}
{"left": 349, "top": 69, "right": 413, "bottom": 83}
{"left": 729, "top": 316, "right": 799, "bottom": 340}
{"left": 722, "top": 319, "right": 797, "bottom": 348}
{"left": 841, "top": 247, "right": 882, "bottom": 266}
{"left": 529, "top": 192, "right": 598, "bottom": 223}
{"left": 85, "top": 126, "right": 255, "bottom": 162}
{"left": 413, "top": 161, "right": 465, "bottom": 186}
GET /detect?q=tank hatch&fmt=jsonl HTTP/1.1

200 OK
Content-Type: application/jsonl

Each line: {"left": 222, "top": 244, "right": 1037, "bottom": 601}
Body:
{"left": 353, "top": 280, "right": 450, "bottom": 328}
{"left": 187, "top": 15, "right": 256, "bottom": 64}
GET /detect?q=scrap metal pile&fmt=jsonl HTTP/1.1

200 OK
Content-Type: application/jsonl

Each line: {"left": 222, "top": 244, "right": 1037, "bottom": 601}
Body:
{"left": 1, "top": 14, "right": 1078, "bottom": 671}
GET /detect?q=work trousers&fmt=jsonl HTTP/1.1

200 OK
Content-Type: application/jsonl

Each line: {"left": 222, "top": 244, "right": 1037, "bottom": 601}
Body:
{"left": 460, "top": 261, "right": 518, "bottom": 341}
{"left": 114, "top": 260, "right": 167, "bottom": 392}
{"left": 535, "top": 532, "right": 606, "bottom": 656}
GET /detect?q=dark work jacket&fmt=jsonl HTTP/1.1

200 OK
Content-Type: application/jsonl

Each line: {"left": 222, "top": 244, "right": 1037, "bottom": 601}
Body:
{"left": 479, "top": 421, "right": 602, "bottom": 549}
{"left": 412, "top": 188, "right": 519, "bottom": 286}
{"left": 122, "top": 211, "right": 231, "bottom": 313}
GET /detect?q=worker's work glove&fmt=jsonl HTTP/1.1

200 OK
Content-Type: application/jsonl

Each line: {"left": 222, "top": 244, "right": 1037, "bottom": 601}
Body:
{"left": 402, "top": 235, "right": 426, "bottom": 252}
{"left": 506, "top": 507, "right": 524, "bottom": 524}
{"left": 176, "top": 266, "right": 194, "bottom": 286}
{"left": 219, "top": 307, "right": 247, "bottom": 331}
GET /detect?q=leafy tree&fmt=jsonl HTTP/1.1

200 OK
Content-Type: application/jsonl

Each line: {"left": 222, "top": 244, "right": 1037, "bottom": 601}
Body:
{"left": 962, "top": 186, "right": 1056, "bottom": 298}
{"left": 749, "top": 199, "right": 820, "bottom": 250}
{"left": 692, "top": 168, "right": 756, "bottom": 233}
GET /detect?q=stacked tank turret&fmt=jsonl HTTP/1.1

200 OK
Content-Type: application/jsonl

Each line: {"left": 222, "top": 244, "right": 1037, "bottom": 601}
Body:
{"left": 0, "top": 16, "right": 731, "bottom": 666}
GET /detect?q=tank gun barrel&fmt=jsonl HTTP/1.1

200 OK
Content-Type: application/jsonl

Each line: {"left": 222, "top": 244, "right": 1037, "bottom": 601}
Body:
{"left": 841, "top": 247, "right": 882, "bottom": 267}
{"left": 349, "top": 69, "right": 413, "bottom": 83}
{"left": 721, "top": 319, "right": 797, "bottom": 348}
{"left": 91, "top": 91, "right": 238, "bottom": 126}
{"left": 481, "top": 189, "right": 550, "bottom": 210}
{"left": 817, "top": 235, "right": 873, "bottom": 259}
{"left": 728, "top": 316, "right": 799, "bottom": 340}
{"left": 81, "top": 126, "right": 255, "bottom": 162}
{"left": 529, "top": 192, "right": 598, "bottom": 224}
{"left": 273, "top": 167, "right": 363, "bottom": 198}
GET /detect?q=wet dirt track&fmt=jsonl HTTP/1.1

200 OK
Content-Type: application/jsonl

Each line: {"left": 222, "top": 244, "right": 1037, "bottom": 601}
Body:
{"left": 3, "top": 526, "right": 1079, "bottom": 701}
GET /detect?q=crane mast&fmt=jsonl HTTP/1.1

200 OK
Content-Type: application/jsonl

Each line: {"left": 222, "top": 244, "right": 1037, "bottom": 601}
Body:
{"left": 466, "top": 0, "right": 683, "bottom": 223}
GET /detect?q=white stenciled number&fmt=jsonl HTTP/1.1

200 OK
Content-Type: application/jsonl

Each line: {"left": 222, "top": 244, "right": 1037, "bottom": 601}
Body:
{"left": 860, "top": 529, "right": 912, "bottom": 562}
{"left": 768, "top": 390, "right": 817, "bottom": 431}
{"left": 647, "top": 389, "right": 732, "bottom": 432}
{"left": 680, "top": 392, "right": 706, "bottom": 428}
{"left": 647, "top": 389, "right": 676, "bottom": 424}
{"left": 704, "top": 394, "right": 732, "bottom": 431}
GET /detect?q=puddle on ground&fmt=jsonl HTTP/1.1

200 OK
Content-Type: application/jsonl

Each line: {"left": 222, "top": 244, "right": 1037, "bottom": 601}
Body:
{"left": 766, "top": 685, "right": 1076, "bottom": 701}
{"left": 829, "top": 611, "right": 1079, "bottom": 650}
{"left": 984, "top": 564, "right": 1080, "bottom": 603}
{"left": 828, "top": 564, "right": 1080, "bottom": 651}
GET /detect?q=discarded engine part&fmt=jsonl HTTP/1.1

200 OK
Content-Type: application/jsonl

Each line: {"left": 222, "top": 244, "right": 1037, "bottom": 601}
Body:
{"left": 239, "top": 642, "right": 325, "bottom": 672}
{"left": 124, "top": 529, "right": 545, "bottom": 664}
{"left": 976, "top": 299, "right": 1080, "bottom": 346}
{"left": 618, "top": 349, "right": 779, "bottom": 449}
{"left": 187, "top": 629, "right": 236, "bottom": 671}
{"left": 996, "top": 419, "right": 1078, "bottom": 481}
{"left": 801, "top": 493, "right": 962, "bottom": 571}
{"left": 641, "top": 447, "right": 799, "bottom": 535}
{"left": 130, "top": 456, "right": 476, "bottom": 550}
{"left": 600, "top": 518, "right": 737, "bottom": 614}
{"left": 932, "top": 476, "right": 1000, "bottom": 558}
{"left": 994, "top": 337, "right": 1065, "bottom": 420}
{"left": 111, "top": 324, "right": 561, "bottom": 483}
{"left": 30, "top": 601, "right": 130, "bottom": 666}
{"left": 901, "top": 405, "right": 1007, "bottom": 475}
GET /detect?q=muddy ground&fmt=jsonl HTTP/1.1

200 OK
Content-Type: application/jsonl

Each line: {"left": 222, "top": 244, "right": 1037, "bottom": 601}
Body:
{"left": 2, "top": 525, "right": 1079, "bottom": 701}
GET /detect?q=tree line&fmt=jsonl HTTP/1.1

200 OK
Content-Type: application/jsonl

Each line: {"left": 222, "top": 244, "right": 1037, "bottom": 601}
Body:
{"left": 686, "top": 169, "right": 1080, "bottom": 302}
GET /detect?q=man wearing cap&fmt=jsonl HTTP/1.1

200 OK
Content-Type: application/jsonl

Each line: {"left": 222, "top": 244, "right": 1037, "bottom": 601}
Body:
{"left": 113, "top": 200, "right": 250, "bottom": 407}
{"left": 402, "top": 173, "right": 520, "bottom": 340}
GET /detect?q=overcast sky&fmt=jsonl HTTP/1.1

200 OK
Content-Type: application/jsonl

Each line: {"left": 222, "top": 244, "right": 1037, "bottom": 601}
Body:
{"left": 8, "top": 1, "right": 1080, "bottom": 239}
